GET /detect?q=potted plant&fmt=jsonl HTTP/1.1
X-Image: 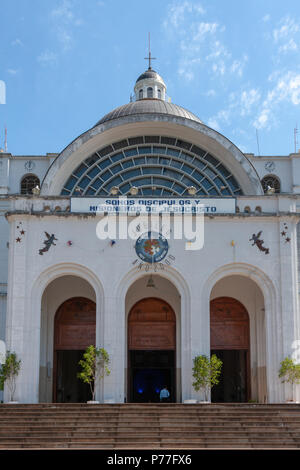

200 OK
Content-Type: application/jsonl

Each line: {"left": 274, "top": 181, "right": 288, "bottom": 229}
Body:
{"left": 78, "top": 345, "right": 110, "bottom": 404}
{"left": 278, "top": 356, "right": 300, "bottom": 403}
{"left": 0, "top": 351, "right": 21, "bottom": 403}
{"left": 192, "top": 354, "right": 222, "bottom": 403}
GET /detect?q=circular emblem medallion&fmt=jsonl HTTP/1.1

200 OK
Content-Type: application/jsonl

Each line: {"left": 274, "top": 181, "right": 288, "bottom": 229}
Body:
{"left": 135, "top": 231, "right": 169, "bottom": 263}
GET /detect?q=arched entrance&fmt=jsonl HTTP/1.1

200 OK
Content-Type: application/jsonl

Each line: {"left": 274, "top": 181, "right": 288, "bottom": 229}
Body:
{"left": 128, "top": 298, "right": 176, "bottom": 403}
{"left": 210, "top": 296, "right": 250, "bottom": 402}
{"left": 53, "top": 297, "right": 96, "bottom": 403}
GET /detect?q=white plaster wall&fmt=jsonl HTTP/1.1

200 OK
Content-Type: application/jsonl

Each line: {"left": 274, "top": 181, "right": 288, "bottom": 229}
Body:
{"left": 249, "top": 156, "right": 292, "bottom": 193}
{"left": 4, "top": 210, "right": 300, "bottom": 403}
{"left": 7, "top": 156, "right": 54, "bottom": 194}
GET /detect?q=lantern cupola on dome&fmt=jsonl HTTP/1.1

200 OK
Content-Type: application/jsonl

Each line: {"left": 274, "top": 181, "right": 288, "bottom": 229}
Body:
{"left": 134, "top": 40, "right": 166, "bottom": 101}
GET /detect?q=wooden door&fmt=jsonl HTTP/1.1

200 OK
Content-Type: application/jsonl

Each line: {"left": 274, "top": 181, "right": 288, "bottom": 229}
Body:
{"left": 210, "top": 296, "right": 250, "bottom": 400}
{"left": 53, "top": 297, "right": 96, "bottom": 402}
{"left": 210, "top": 297, "right": 249, "bottom": 350}
{"left": 128, "top": 298, "right": 176, "bottom": 350}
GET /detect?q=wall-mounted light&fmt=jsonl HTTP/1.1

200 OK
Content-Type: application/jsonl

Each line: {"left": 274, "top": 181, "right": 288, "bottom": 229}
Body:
{"left": 146, "top": 275, "right": 156, "bottom": 288}
{"left": 32, "top": 185, "right": 40, "bottom": 195}
{"left": 188, "top": 186, "right": 197, "bottom": 195}
{"left": 110, "top": 186, "right": 119, "bottom": 195}
{"left": 130, "top": 186, "right": 138, "bottom": 195}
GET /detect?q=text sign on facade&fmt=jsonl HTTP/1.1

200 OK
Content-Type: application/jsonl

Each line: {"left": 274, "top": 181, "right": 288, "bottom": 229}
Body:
{"left": 71, "top": 197, "right": 236, "bottom": 214}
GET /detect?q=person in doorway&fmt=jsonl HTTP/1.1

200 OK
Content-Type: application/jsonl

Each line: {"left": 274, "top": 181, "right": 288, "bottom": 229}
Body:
{"left": 160, "top": 386, "right": 170, "bottom": 403}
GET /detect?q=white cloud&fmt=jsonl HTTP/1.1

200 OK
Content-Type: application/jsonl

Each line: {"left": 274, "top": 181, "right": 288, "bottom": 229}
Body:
{"left": 49, "top": 0, "right": 83, "bottom": 52}
{"left": 262, "top": 14, "right": 270, "bottom": 22}
{"left": 240, "top": 88, "right": 261, "bottom": 116}
{"left": 178, "top": 68, "right": 194, "bottom": 81}
{"left": 278, "top": 38, "right": 298, "bottom": 53}
{"left": 193, "top": 22, "right": 218, "bottom": 41}
{"left": 11, "top": 39, "right": 23, "bottom": 47}
{"left": 254, "top": 72, "right": 300, "bottom": 129}
{"left": 207, "top": 109, "right": 231, "bottom": 131}
{"left": 164, "top": 1, "right": 205, "bottom": 29}
{"left": 37, "top": 51, "right": 58, "bottom": 66}
{"left": 206, "top": 89, "right": 216, "bottom": 97}
{"left": 7, "top": 69, "right": 18, "bottom": 75}
{"left": 272, "top": 16, "right": 300, "bottom": 54}
{"left": 164, "top": 3, "right": 247, "bottom": 81}
{"left": 273, "top": 16, "right": 299, "bottom": 42}
{"left": 51, "top": 0, "right": 75, "bottom": 22}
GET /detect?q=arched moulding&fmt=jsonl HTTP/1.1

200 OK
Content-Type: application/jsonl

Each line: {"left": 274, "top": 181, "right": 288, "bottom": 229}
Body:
{"left": 40, "top": 116, "right": 263, "bottom": 197}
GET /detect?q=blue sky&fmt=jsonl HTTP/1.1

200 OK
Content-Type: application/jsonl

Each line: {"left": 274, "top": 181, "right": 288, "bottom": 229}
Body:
{"left": 1, "top": 0, "right": 300, "bottom": 156}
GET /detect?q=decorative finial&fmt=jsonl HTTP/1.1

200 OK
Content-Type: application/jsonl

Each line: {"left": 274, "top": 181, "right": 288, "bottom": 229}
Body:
{"left": 144, "top": 32, "right": 156, "bottom": 70}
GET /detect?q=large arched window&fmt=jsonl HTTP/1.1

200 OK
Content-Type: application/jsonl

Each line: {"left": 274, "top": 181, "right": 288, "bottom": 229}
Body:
{"left": 61, "top": 135, "right": 243, "bottom": 197}
{"left": 20, "top": 174, "right": 40, "bottom": 195}
{"left": 139, "top": 89, "right": 143, "bottom": 99}
{"left": 157, "top": 89, "right": 161, "bottom": 99}
{"left": 261, "top": 174, "right": 281, "bottom": 193}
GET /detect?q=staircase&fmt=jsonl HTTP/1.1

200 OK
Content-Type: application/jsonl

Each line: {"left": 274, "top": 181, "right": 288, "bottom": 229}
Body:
{"left": 0, "top": 403, "right": 300, "bottom": 449}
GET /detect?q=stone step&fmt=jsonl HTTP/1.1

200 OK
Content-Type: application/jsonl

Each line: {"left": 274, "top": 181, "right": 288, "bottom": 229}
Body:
{"left": 1, "top": 404, "right": 300, "bottom": 449}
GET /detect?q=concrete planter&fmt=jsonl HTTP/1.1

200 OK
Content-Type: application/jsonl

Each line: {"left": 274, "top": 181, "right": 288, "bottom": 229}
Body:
{"left": 183, "top": 399, "right": 197, "bottom": 404}
{"left": 87, "top": 400, "right": 99, "bottom": 404}
{"left": 7, "top": 401, "right": 19, "bottom": 404}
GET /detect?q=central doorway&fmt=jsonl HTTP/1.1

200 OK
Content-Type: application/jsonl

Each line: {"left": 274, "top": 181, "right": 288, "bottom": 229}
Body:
{"left": 53, "top": 297, "right": 96, "bottom": 403}
{"left": 128, "top": 298, "right": 176, "bottom": 403}
{"left": 210, "top": 296, "right": 250, "bottom": 402}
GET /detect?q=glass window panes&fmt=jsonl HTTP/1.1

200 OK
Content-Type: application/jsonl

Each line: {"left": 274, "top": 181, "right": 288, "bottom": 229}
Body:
{"left": 143, "top": 166, "right": 162, "bottom": 174}
{"left": 98, "top": 159, "right": 111, "bottom": 170}
{"left": 78, "top": 176, "right": 91, "bottom": 189}
{"left": 101, "top": 170, "right": 112, "bottom": 181}
{"left": 87, "top": 166, "right": 100, "bottom": 179}
{"left": 92, "top": 178, "right": 102, "bottom": 189}
{"left": 86, "top": 187, "right": 96, "bottom": 195}
{"left": 153, "top": 177, "right": 173, "bottom": 188}
{"left": 138, "top": 146, "right": 152, "bottom": 154}
{"left": 105, "top": 176, "right": 122, "bottom": 190}
{"left": 111, "top": 163, "right": 122, "bottom": 174}
{"left": 170, "top": 159, "right": 182, "bottom": 169}
{"left": 123, "top": 168, "right": 141, "bottom": 179}
{"left": 120, "top": 183, "right": 130, "bottom": 193}
{"left": 134, "top": 157, "right": 146, "bottom": 165}
{"left": 163, "top": 168, "right": 181, "bottom": 179}
{"left": 111, "top": 152, "right": 123, "bottom": 163}
{"left": 61, "top": 135, "right": 243, "bottom": 196}
{"left": 153, "top": 146, "right": 166, "bottom": 154}
{"left": 173, "top": 183, "right": 185, "bottom": 194}
{"left": 124, "top": 148, "right": 138, "bottom": 157}
{"left": 166, "top": 148, "right": 180, "bottom": 157}
{"left": 205, "top": 167, "right": 217, "bottom": 180}
{"left": 65, "top": 176, "right": 78, "bottom": 190}
{"left": 73, "top": 164, "right": 88, "bottom": 178}
{"left": 159, "top": 157, "right": 170, "bottom": 165}
{"left": 122, "top": 159, "right": 134, "bottom": 169}
{"left": 181, "top": 164, "right": 193, "bottom": 174}
{"left": 146, "top": 156, "right": 158, "bottom": 164}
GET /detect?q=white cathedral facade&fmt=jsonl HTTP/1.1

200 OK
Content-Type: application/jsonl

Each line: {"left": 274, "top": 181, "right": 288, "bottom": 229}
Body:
{"left": 0, "top": 65, "right": 300, "bottom": 404}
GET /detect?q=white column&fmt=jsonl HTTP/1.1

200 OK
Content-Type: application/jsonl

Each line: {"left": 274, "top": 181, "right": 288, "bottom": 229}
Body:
{"left": 275, "top": 217, "right": 300, "bottom": 402}
{"left": 188, "top": 291, "right": 210, "bottom": 402}
{"left": 97, "top": 290, "right": 125, "bottom": 403}
{"left": 5, "top": 218, "right": 40, "bottom": 403}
